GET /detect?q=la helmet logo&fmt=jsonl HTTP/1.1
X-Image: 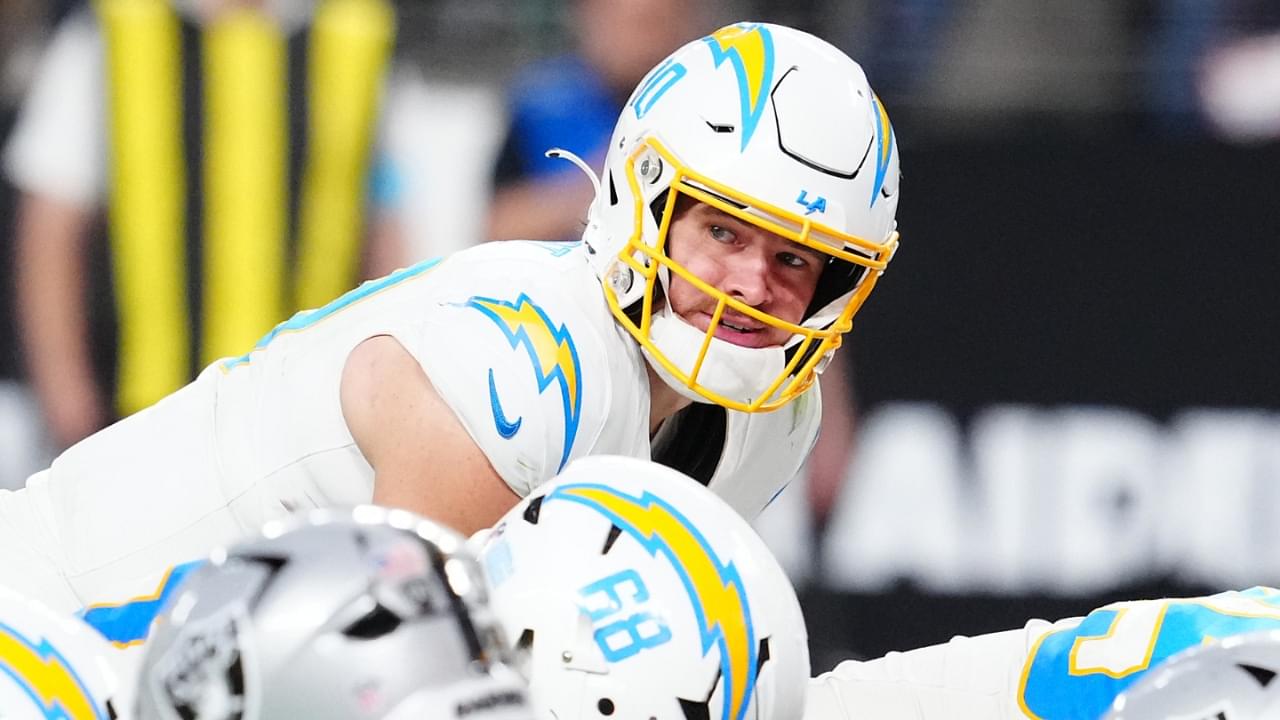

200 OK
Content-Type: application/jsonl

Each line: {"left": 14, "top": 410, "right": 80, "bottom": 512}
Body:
{"left": 796, "top": 189, "right": 827, "bottom": 216}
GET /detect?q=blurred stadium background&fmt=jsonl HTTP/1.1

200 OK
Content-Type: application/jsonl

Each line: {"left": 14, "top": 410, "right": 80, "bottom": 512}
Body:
{"left": 2, "top": 0, "right": 1279, "bottom": 673}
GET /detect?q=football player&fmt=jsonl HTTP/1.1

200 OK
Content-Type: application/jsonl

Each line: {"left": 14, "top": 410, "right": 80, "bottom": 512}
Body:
{"left": 474, "top": 454, "right": 811, "bottom": 719}
{"left": 0, "top": 20, "right": 900, "bottom": 620}
{"left": 805, "top": 587, "right": 1280, "bottom": 719}
{"left": 133, "top": 506, "right": 532, "bottom": 720}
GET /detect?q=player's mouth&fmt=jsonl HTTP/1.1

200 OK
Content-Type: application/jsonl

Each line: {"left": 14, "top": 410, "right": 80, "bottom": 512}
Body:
{"left": 701, "top": 312, "right": 774, "bottom": 348}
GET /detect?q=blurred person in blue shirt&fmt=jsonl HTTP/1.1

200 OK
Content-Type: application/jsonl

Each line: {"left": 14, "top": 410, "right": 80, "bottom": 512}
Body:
{"left": 486, "top": 0, "right": 705, "bottom": 242}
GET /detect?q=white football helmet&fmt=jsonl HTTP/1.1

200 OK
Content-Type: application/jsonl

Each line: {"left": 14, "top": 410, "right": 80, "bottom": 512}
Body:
{"left": 475, "top": 455, "right": 809, "bottom": 719}
{"left": 582, "top": 22, "right": 900, "bottom": 412}
{"left": 135, "top": 506, "right": 532, "bottom": 720}
{"left": 0, "top": 584, "right": 125, "bottom": 720}
{"left": 1105, "top": 630, "right": 1280, "bottom": 720}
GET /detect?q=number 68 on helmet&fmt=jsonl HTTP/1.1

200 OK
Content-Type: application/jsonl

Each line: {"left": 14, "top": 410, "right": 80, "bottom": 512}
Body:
{"left": 475, "top": 455, "right": 810, "bottom": 719}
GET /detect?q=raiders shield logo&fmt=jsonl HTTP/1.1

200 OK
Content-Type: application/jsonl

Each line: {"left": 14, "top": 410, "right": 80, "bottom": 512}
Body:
{"left": 150, "top": 608, "right": 252, "bottom": 720}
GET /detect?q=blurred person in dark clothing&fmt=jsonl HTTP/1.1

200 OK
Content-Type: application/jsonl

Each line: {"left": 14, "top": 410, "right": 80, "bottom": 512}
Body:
{"left": 3, "top": 0, "right": 410, "bottom": 450}
{"left": 0, "top": 0, "right": 59, "bottom": 490}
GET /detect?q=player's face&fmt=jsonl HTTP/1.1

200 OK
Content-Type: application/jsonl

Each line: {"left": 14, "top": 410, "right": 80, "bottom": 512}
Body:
{"left": 664, "top": 199, "right": 824, "bottom": 349}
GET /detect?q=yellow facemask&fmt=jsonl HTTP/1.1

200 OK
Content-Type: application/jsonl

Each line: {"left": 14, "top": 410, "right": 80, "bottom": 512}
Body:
{"left": 602, "top": 137, "right": 899, "bottom": 413}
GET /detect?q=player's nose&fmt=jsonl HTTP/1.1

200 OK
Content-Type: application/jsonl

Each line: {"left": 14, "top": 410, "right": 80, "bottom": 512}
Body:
{"left": 722, "top": 247, "right": 771, "bottom": 308}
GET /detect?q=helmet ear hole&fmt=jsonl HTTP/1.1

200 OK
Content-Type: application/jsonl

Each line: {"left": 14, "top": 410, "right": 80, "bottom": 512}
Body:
{"left": 622, "top": 281, "right": 663, "bottom": 326}
{"left": 597, "top": 697, "right": 616, "bottom": 715}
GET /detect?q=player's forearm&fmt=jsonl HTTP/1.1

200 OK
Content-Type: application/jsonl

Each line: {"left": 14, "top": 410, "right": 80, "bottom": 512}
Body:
{"left": 14, "top": 193, "right": 103, "bottom": 439}
{"left": 805, "top": 619, "right": 1065, "bottom": 720}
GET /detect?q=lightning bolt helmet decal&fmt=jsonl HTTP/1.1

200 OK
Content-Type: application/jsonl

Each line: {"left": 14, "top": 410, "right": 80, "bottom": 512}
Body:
{"left": 547, "top": 482, "right": 759, "bottom": 720}
{"left": 703, "top": 23, "right": 776, "bottom": 151}
{"left": 870, "top": 94, "right": 895, "bottom": 207}
{"left": 0, "top": 622, "right": 108, "bottom": 720}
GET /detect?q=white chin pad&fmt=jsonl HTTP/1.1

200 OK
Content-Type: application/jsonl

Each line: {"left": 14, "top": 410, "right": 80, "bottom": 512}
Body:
{"left": 644, "top": 307, "right": 785, "bottom": 406}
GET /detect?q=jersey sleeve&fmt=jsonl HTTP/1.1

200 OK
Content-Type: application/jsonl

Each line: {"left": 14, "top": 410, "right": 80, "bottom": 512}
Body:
{"left": 806, "top": 619, "right": 1061, "bottom": 720}
{"left": 387, "top": 268, "right": 609, "bottom": 497}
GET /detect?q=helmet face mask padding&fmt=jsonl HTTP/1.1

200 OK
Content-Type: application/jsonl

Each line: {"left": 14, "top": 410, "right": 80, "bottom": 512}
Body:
{"left": 583, "top": 22, "right": 901, "bottom": 412}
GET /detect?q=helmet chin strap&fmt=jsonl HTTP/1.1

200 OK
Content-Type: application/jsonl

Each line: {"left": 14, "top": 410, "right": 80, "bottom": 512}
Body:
{"left": 644, "top": 304, "right": 785, "bottom": 408}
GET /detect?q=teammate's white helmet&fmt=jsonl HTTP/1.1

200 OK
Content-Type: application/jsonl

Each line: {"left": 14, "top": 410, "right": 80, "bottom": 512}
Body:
{"left": 0, "top": 584, "right": 124, "bottom": 720}
{"left": 475, "top": 455, "right": 809, "bottom": 719}
{"left": 1104, "top": 630, "right": 1280, "bottom": 720}
{"left": 135, "top": 506, "right": 532, "bottom": 720}
{"left": 583, "top": 22, "right": 900, "bottom": 412}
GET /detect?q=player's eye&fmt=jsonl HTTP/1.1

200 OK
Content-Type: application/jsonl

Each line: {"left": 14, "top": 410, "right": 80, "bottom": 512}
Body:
{"left": 777, "top": 251, "right": 808, "bottom": 268}
{"left": 709, "top": 225, "right": 736, "bottom": 244}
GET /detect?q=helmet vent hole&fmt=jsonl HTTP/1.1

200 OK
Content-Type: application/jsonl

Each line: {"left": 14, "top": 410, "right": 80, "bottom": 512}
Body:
{"left": 516, "top": 628, "right": 535, "bottom": 651}
{"left": 755, "top": 637, "right": 772, "bottom": 679}
{"left": 608, "top": 171, "right": 619, "bottom": 206}
{"left": 601, "top": 525, "right": 623, "bottom": 554}
{"left": 597, "top": 698, "right": 616, "bottom": 715}
{"left": 678, "top": 698, "right": 711, "bottom": 720}
{"left": 342, "top": 602, "right": 402, "bottom": 640}
{"left": 1239, "top": 663, "right": 1278, "bottom": 688}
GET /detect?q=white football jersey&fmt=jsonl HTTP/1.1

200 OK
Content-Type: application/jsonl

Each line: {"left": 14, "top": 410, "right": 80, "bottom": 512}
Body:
{"left": 0, "top": 240, "right": 820, "bottom": 630}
